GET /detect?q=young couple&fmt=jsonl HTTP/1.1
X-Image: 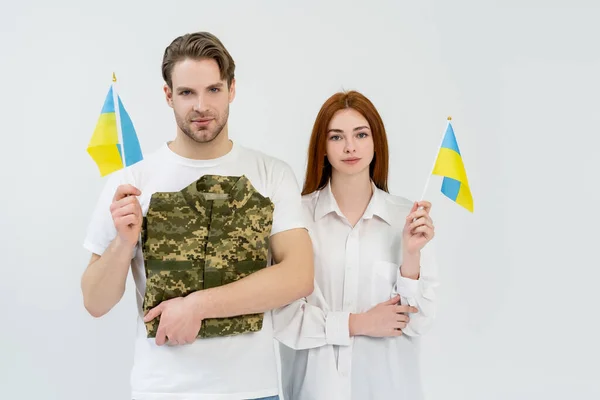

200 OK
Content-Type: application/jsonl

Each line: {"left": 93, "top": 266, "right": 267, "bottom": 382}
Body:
{"left": 81, "top": 31, "right": 439, "bottom": 400}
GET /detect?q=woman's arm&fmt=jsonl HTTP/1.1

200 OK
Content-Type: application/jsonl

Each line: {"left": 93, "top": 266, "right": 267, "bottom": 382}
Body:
{"left": 393, "top": 200, "right": 440, "bottom": 336}
{"left": 394, "top": 243, "right": 439, "bottom": 336}
{"left": 273, "top": 282, "right": 352, "bottom": 350}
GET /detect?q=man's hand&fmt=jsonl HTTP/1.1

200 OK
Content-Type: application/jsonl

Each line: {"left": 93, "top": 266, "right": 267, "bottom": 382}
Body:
{"left": 144, "top": 295, "right": 204, "bottom": 346}
{"left": 349, "top": 295, "right": 418, "bottom": 337}
{"left": 110, "top": 184, "right": 143, "bottom": 248}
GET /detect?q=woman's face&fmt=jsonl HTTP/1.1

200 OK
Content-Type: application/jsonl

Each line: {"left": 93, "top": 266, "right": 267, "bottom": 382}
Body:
{"left": 325, "top": 108, "right": 375, "bottom": 178}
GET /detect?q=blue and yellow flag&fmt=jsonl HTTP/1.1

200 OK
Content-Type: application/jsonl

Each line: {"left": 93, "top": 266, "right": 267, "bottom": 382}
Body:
{"left": 87, "top": 74, "right": 143, "bottom": 176}
{"left": 431, "top": 121, "right": 473, "bottom": 212}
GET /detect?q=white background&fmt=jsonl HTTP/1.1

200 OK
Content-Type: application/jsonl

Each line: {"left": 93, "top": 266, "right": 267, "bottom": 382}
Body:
{"left": 1, "top": 0, "right": 599, "bottom": 399}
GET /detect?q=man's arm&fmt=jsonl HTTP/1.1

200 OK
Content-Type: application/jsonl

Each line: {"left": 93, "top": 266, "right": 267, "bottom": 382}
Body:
{"left": 193, "top": 227, "right": 313, "bottom": 318}
{"left": 144, "top": 227, "right": 314, "bottom": 323}
{"left": 81, "top": 238, "right": 134, "bottom": 317}
{"left": 81, "top": 184, "right": 142, "bottom": 317}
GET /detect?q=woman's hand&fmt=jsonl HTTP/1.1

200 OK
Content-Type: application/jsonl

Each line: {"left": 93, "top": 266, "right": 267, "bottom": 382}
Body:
{"left": 349, "top": 295, "right": 418, "bottom": 337}
{"left": 403, "top": 201, "right": 435, "bottom": 255}
{"left": 400, "top": 201, "right": 435, "bottom": 279}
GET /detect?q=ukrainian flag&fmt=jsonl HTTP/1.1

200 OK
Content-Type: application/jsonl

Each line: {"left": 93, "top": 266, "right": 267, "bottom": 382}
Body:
{"left": 432, "top": 121, "right": 473, "bottom": 212}
{"left": 87, "top": 74, "right": 143, "bottom": 176}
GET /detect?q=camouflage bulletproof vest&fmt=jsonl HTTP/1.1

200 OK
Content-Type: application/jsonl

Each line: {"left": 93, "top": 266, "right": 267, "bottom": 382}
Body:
{"left": 140, "top": 174, "right": 274, "bottom": 339}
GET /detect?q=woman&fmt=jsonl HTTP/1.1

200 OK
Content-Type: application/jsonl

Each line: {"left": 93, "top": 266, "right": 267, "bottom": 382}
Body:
{"left": 273, "top": 90, "right": 439, "bottom": 400}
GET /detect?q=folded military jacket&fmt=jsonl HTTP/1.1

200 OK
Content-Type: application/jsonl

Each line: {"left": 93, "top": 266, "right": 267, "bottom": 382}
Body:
{"left": 140, "top": 175, "right": 274, "bottom": 338}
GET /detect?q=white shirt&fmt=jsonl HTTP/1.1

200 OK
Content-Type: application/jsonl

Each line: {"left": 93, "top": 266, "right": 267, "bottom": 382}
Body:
{"left": 83, "top": 141, "right": 305, "bottom": 400}
{"left": 273, "top": 182, "right": 439, "bottom": 400}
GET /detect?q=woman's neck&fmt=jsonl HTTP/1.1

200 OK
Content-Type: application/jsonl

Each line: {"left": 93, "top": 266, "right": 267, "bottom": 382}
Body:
{"left": 330, "top": 171, "right": 373, "bottom": 227}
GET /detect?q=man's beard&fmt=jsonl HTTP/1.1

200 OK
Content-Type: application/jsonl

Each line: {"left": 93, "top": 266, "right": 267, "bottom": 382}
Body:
{"left": 176, "top": 107, "right": 228, "bottom": 144}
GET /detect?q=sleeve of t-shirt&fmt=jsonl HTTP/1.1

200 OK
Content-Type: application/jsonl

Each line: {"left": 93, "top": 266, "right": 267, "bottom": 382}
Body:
{"left": 269, "top": 160, "right": 306, "bottom": 236}
{"left": 82, "top": 169, "right": 133, "bottom": 256}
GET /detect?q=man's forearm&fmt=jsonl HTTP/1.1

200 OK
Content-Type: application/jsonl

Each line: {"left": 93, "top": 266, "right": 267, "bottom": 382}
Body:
{"left": 189, "top": 253, "right": 314, "bottom": 320}
{"left": 81, "top": 236, "right": 133, "bottom": 317}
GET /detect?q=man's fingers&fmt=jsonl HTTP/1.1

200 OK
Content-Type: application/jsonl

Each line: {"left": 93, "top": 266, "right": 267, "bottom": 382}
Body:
{"left": 155, "top": 325, "right": 167, "bottom": 346}
{"left": 115, "top": 215, "right": 139, "bottom": 227}
{"left": 110, "top": 195, "right": 141, "bottom": 212}
{"left": 115, "top": 195, "right": 140, "bottom": 208}
{"left": 113, "top": 184, "right": 142, "bottom": 200}
{"left": 111, "top": 203, "right": 140, "bottom": 219}
{"left": 113, "top": 184, "right": 141, "bottom": 202}
{"left": 144, "top": 304, "right": 163, "bottom": 323}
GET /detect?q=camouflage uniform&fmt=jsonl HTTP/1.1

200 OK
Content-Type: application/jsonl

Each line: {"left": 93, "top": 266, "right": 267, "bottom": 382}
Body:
{"left": 140, "top": 175, "right": 274, "bottom": 338}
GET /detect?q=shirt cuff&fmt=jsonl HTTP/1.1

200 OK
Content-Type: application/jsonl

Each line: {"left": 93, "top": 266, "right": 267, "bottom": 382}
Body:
{"left": 395, "top": 267, "right": 421, "bottom": 298}
{"left": 325, "top": 311, "right": 351, "bottom": 346}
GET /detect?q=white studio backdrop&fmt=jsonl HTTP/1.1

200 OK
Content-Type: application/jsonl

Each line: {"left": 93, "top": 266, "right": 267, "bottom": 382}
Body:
{"left": 1, "top": 0, "right": 599, "bottom": 399}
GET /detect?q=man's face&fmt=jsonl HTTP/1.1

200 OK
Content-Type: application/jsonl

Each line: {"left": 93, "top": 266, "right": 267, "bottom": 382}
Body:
{"left": 165, "top": 58, "right": 235, "bottom": 143}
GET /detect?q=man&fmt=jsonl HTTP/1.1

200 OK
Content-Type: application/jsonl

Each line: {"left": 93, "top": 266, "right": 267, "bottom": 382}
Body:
{"left": 81, "top": 31, "right": 314, "bottom": 400}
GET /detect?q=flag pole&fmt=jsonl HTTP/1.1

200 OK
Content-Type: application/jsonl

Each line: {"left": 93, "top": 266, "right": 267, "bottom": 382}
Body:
{"left": 419, "top": 116, "right": 452, "bottom": 201}
{"left": 112, "top": 72, "right": 126, "bottom": 168}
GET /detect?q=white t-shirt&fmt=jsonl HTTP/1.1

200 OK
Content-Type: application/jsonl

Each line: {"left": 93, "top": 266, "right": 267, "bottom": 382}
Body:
{"left": 83, "top": 141, "right": 305, "bottom": 400}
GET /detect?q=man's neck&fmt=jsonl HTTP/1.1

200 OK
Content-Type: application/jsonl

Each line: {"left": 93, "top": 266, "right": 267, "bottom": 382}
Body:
{"left": 169, "top": 127, "right": 232, "bottom": 160}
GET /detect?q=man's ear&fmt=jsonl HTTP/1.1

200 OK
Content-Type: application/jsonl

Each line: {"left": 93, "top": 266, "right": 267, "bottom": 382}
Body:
{"left": 164, "top": 84, "right": 174, "bottom": 108}
{"left": 228, "top": 78, "right": 236, "bottom": 103}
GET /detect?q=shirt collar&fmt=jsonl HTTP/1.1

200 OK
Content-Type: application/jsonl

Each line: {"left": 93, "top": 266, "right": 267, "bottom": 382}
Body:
{"left": 314, "top": 180, "right": 393, "bottom": 225}
{"left": 181, "top": 174, "right": 259, "bottom": 217}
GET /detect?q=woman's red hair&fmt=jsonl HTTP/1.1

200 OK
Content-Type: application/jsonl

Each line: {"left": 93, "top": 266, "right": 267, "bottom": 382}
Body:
{"left": 301, "top": 90, "right": 389, "bottom": 195}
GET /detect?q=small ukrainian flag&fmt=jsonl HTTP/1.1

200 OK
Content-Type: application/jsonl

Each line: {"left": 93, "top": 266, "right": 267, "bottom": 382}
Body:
{"left": 87, "top": 73, "right": 143, "bottom": 176}
{"left": 431, "top": 119, "right": 473, "bottom": 212}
